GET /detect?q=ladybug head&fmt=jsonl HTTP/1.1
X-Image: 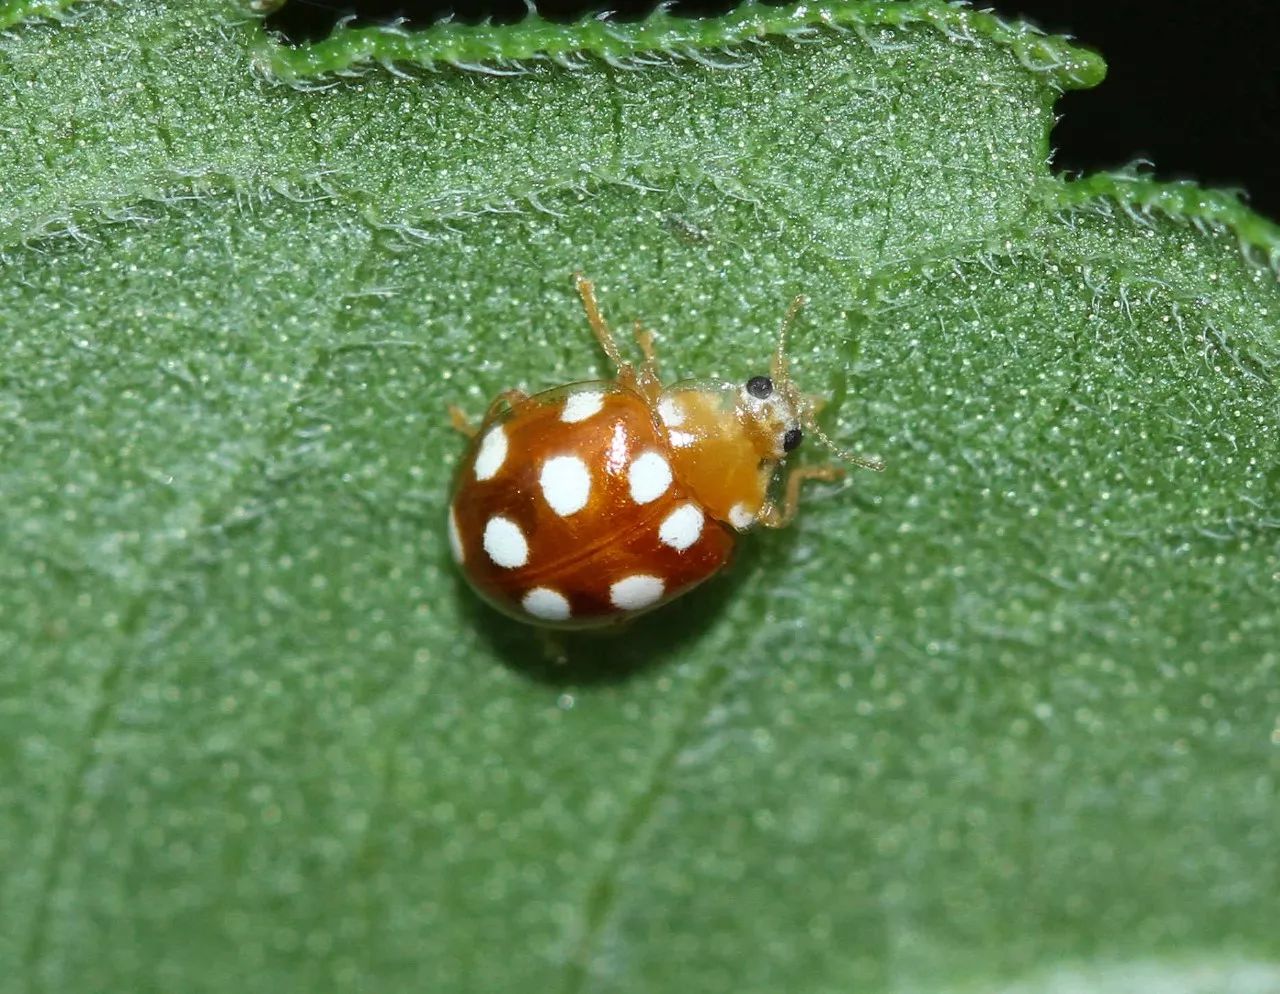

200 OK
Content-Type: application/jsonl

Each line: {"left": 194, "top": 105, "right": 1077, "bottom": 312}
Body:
{"left": 738, "top": 295, "right": 884, "bottom": 472}
{"left": 738, "top": 372, "right": 805, "bottom": 459}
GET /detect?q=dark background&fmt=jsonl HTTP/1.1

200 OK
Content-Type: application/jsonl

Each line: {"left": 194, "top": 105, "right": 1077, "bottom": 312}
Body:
{"left": 266, "top": 0, "right": 1280, "bottom": 220}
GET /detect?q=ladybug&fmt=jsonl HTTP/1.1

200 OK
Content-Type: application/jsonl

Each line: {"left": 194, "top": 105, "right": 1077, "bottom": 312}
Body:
{"left": 446, "top": 275, "right": 883, "bottom": 628}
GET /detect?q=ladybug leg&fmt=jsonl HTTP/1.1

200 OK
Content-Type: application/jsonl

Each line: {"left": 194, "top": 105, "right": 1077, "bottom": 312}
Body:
{"left": 537, "top": 629, "right": 569, "bottom": 665}
{"left": 484, "top": 389, "right": 528, "bottom": 421}
{"left": 448, "top": 390, "right": 527, "bottom": 439}
{"left": 448, "top": 405, "right": 477, "bottom": 438}
{"left": 757, "top": 464, "right": 845, "bottom": 529}
{"left": 574, "top": 273, "right": 638, "bottom": 386}
{"left": 803, "top": 392, "right": 827, "bottom": 419}
{"left": 632, "top": 320, "right": 664, "bottom": 402}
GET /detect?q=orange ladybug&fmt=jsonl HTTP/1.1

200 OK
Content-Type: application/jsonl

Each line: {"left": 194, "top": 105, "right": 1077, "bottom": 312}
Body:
{"left": 447, "top": 276, "right": 883, "bottom": 628}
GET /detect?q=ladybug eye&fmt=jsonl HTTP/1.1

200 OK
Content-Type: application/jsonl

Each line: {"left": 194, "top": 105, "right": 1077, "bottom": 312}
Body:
{"left": 745, "top": 376, "right": 773, "bottom": 399}
{"left": 783, "top": 427, "right": 803, "bottom": 453}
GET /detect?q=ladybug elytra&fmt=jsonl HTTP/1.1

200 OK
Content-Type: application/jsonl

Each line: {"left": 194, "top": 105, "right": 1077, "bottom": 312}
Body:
{"left": 447, "top": 276, "right": 883, "bottom": 628}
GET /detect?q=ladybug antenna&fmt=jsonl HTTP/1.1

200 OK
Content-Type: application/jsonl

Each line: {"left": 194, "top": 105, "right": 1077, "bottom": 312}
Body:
{"left": 802, "top": 411, "right": 886, "bottom": 472}
{"left": 776, "top": 293, "right": 884, "bottom": 472}
{"left": 771, "top": 293, "right": 806, "bottom": 386}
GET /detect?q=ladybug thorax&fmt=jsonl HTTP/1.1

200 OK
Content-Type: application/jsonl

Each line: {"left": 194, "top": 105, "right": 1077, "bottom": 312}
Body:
{"left": 655, "top": 377, "right": 803, "bottom": 530}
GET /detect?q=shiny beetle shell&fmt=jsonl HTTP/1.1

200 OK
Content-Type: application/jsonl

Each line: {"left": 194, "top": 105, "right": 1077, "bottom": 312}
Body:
{"left": 446, "top": 277, "right": 883, "bottom": 629}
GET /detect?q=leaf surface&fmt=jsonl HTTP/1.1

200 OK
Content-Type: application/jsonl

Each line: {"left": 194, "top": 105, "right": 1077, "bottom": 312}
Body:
{"left": 1, "top": 2, "right": 1277, "bottom": 991}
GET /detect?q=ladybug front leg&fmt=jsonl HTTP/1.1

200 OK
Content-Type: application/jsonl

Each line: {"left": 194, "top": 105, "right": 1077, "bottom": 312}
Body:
{"left": 447, "top": 389, "right": 528, "bottom": 439}
{"left": 574, "top": 273, "right": 639, "bottom": 386}
{"left": 631, "top": 320, "right": 664, "bottom": 404}
{"left": 803, "top": 392, "right": 828, "bottom": 419}
{"left": 757, "top": 464, "right": 845, "bottom": 529}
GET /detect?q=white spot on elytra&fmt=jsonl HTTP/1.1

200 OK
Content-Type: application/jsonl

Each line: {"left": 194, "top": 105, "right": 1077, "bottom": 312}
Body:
{"left": 628, "top": 451, "right": 672, "bottom": 504}
{"left": 610, "top": 574, "right": 665, "bottom": 611}
{"left": 447, "top": 505, "right": 464, "bottom": 562}
{"left": 659, "top": 503, "right": 704, "bottom": 551}
{"left": 658, "top": 397, "right": 684, "bottom": 427}
{"left": 483, "top": 515, "right": 528, "bottom": 568}
{"left": 729, "top": 503, "right": 756, "bottom": 530}
{"left": 540, "top": 455, "right": 592, "bottom": 517}
{"left": 669, "top": 430, "right": 695, "bottom": 448}
{"left": 522, "top": 587, "right": 571, "bottom": 621}
{"left": 561, "top": 390, "right": 604, "bottom": 424}
{"left": 473, "top": 426, "right": 507, "bottom": 481}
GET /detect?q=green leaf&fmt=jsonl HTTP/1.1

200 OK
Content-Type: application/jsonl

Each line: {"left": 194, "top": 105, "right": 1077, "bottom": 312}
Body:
{"left": 2, "top": 1, "right": 1277, "bottom": 991}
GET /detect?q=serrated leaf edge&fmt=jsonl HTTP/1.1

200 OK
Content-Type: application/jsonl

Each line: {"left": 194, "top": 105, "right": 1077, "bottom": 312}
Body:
{"left": 250, "top": 0, "right": 1106, "bottom": 92}
{"left": 1052, "top": 172, "right": 1280, "bottom": 277}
